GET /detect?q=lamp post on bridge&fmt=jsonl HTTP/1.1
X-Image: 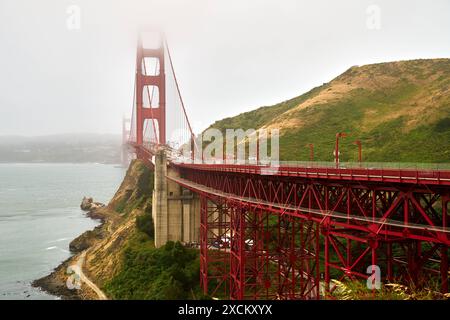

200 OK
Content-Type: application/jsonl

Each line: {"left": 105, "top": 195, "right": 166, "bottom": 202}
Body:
{"left": 353, "top": 140, "right": 362, "bottom": 164}
{"left": 306, "top": 143, "right": 314, "bottom": 162}
{"left": 334, "top": 132, "right": 347, "bottom": 168}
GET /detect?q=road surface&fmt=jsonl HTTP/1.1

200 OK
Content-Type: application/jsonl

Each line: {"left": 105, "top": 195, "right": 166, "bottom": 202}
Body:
{"left": 70, "top": 251, "right": 108, "bottom": 300}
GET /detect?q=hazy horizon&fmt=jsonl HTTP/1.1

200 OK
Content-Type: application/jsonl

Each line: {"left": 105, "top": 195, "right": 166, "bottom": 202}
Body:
{"left": 1, "top": 0, "right": 449, "bottom": 136}
{"left": 0, "top": 132, "right": 121, "bottom": 138}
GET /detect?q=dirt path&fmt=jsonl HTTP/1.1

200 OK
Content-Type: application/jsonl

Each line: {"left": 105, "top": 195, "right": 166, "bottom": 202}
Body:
{"left": 70, "top": 251, "right": 108, "bottom": 300}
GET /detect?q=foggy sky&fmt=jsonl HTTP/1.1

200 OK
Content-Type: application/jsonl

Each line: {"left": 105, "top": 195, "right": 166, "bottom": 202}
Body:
{"left": 0, "top": 0, "right": 449, "bottom": 136}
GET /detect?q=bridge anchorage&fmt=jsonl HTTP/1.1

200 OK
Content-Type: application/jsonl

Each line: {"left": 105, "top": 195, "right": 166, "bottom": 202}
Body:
{"left": 125, "top": 31, "right": 450, "bottom": 299}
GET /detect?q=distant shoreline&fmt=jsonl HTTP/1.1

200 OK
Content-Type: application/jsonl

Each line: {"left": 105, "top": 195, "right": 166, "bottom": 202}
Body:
{"left": 0, "top": 161, "right": 122, "bottom": 165}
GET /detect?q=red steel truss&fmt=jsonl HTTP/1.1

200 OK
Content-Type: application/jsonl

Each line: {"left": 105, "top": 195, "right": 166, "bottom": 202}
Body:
{"left": 200, "top": 197, "right": 230, "bottom": 297}
{"left": 197, "top": 193, "right": 321, "bottom": 299}
{"left": 169, "top": 164, "right": 450, "bottom": 298}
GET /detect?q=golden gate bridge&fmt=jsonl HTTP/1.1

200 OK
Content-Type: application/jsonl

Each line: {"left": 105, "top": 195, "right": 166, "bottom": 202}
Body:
{"left": 122, "top": 30, "right": 450, "bottom": 299}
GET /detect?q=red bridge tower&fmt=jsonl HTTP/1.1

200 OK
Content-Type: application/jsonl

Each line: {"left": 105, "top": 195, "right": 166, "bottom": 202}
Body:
{"left": 135, "top": 33, "right": 166, "bottom": 147}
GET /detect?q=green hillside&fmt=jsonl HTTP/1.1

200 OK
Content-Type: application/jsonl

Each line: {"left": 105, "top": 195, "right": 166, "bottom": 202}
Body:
{"left": 207, "top": 59, "right": 450, "bottom": 163}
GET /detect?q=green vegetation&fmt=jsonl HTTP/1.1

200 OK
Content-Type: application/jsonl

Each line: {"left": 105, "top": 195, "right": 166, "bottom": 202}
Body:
{"left": 115, "top": 196, "right": 146, "bottom": 214}
{"left": 104, "top": 232, "right": 204, "bottom": 299}
{"left": 113, "top": 160, "right": 154, "bottom": 214}
{"left": 330, "top": 280, "right": 450, "bottom": 300}
{"left": 104, "top": 160, "right": 204, "bottom": 300}
{"left": 207, "top": 59, "right": 450, "bottom": 163}
{"left": 136, "top": 211, "right": 154, "bottom": 238}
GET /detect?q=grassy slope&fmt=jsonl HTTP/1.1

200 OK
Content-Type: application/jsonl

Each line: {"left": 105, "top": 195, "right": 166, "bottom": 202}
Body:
{"left": 91, "top": 160, "right": 202, "bottom": 300}
{"left": 208, "top": 84, "right": 327, "bottom": 133}
{"left": 207, "top": 59, "right": 450, "bottom": 162}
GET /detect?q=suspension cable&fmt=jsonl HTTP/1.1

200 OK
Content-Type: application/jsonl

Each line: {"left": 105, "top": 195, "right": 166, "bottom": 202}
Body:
{"left": 164, "top": 39, "right": 199, "bottom": 154}
{"left": 129, "top": 73, "right": 136, "bottom": 142}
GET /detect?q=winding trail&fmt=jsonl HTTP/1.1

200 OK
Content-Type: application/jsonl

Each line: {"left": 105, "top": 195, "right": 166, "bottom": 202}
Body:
{"left": 70, "top": 251, "right": 108, "bottom": 300}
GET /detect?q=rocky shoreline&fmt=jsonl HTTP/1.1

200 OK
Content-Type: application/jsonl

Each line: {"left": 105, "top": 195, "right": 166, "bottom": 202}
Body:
{"left": 32, "top": 199, "right": 108, "bottom": 300}
{"left": 32, "top": 160, "right": 153, "bottom": 300}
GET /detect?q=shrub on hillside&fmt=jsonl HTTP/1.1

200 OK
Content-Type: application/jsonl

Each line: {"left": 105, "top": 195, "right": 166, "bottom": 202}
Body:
{"left": 104, "top": 241, "right": 203, "bottom": 300}
{"left": 136, "top": 212, "right": 154, "bottom": 238}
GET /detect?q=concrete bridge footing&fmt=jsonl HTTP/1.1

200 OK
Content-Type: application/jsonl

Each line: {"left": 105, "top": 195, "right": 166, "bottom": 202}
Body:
{"left": 152, "top": 150, "right": 200, "bottom": 248}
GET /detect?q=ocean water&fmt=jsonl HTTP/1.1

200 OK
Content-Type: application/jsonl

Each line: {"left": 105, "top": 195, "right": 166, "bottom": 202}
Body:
{"left": 0, "top": 163, "right": 125, "bottom": 300}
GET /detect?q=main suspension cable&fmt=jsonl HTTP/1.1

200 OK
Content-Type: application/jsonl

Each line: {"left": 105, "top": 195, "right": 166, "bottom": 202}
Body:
{"left": 164, "top": 39, "right": 199, "bottom": 154}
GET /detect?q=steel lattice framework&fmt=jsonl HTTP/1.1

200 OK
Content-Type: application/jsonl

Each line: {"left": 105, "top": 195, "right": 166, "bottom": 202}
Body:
{"left": 170, "top": 163, "right": 450, "bottom": 299}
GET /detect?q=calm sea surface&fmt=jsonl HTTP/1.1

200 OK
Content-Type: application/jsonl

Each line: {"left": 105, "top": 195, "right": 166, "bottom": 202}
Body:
{"left": 0, "top": 163, "right": 125, "bottom": 300}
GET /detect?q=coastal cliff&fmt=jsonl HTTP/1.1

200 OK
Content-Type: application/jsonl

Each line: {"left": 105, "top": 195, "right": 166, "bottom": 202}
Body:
{"left": 33, "top": 160, "right": 154, "bottom": 299}
{"left": 33, "top": 159, "right": 202, "bottom": 300}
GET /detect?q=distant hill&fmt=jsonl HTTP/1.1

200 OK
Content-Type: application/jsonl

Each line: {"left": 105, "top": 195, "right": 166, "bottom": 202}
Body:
{"left": 0, "top": 133, "right": 122, "bottom": 164}
{"left": 207, "top": 59, "right": 450, "bottom": 163}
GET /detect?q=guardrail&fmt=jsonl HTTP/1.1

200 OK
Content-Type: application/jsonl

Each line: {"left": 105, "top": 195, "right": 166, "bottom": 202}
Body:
{"left": 172, "top": 159, "right": 450, "bottom": 171}
{"left": 173, "top": 160, "right": 450, "bottom": 185}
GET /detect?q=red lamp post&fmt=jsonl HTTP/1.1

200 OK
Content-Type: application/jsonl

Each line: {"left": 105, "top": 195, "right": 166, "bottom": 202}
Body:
{"left": 335, "top": 132, "right": 347, "bottom": 167}
{"left": 306, "top": 143, "right": 314, "bottom": 162}
{"left": 353, "top": 140, "right": 362, "bottom": 163}
{"left": 256, "top": 132, "right": 260, "bottom": 164}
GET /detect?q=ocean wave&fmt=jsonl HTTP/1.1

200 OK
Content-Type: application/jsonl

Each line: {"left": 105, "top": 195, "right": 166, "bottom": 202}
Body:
{"left": 47, "top": 237, "right": 70, "bottom": 243}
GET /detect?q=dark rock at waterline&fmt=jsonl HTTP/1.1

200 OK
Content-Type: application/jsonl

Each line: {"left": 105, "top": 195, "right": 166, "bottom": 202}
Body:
{"left": 86, "top": 209, "right": 107, "bottom": 221}
{"left": 32, "top": 259, "right": 82, "bottom": 300}
{"left": 69, "top": 231, "right": 94, "bottom": 253}
{"left": 69, "top": 225, "right": 105, "bottom": 253}
{"left": 34, "top": 206, "right": 111, "bottom": 299}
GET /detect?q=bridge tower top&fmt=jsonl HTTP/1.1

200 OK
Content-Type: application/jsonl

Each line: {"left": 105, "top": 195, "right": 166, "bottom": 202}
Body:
{"left": 135, "top": 31, "right": 166, "bottom": 146}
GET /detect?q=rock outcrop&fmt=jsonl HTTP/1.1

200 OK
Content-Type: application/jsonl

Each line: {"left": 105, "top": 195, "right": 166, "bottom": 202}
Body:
{"left": 80, "top": 197, "right": 105, "bottom": 211}
{"left": 69, "top": 225, "right": 105, "bottom": 253}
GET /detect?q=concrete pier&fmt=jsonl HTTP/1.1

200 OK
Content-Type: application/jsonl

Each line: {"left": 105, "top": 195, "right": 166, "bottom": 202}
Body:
{"left": 152, "top": 150, "right": 200, "bottom": 248}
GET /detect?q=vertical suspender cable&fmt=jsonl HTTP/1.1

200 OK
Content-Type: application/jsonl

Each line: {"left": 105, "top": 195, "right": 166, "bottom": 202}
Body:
{"left": 164, "top": 39, "right": 199, "bottom": 155}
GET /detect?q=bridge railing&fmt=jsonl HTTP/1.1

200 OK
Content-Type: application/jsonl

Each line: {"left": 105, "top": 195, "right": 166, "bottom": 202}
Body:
{"left": 172, "top": 158, "right": 450, "bottom": 171}
{"left": 277, "top": 161, "right": 450, "bottom": 171}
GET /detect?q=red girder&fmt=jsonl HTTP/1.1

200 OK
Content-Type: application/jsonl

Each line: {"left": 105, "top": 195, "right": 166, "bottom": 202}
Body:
{"left": 167, "top": 163, "right": 450, "bottom": 298}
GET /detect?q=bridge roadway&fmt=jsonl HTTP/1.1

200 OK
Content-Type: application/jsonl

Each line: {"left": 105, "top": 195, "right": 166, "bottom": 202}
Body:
{"left": 172, "top": 161, "right": 450, "bottom": 186}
